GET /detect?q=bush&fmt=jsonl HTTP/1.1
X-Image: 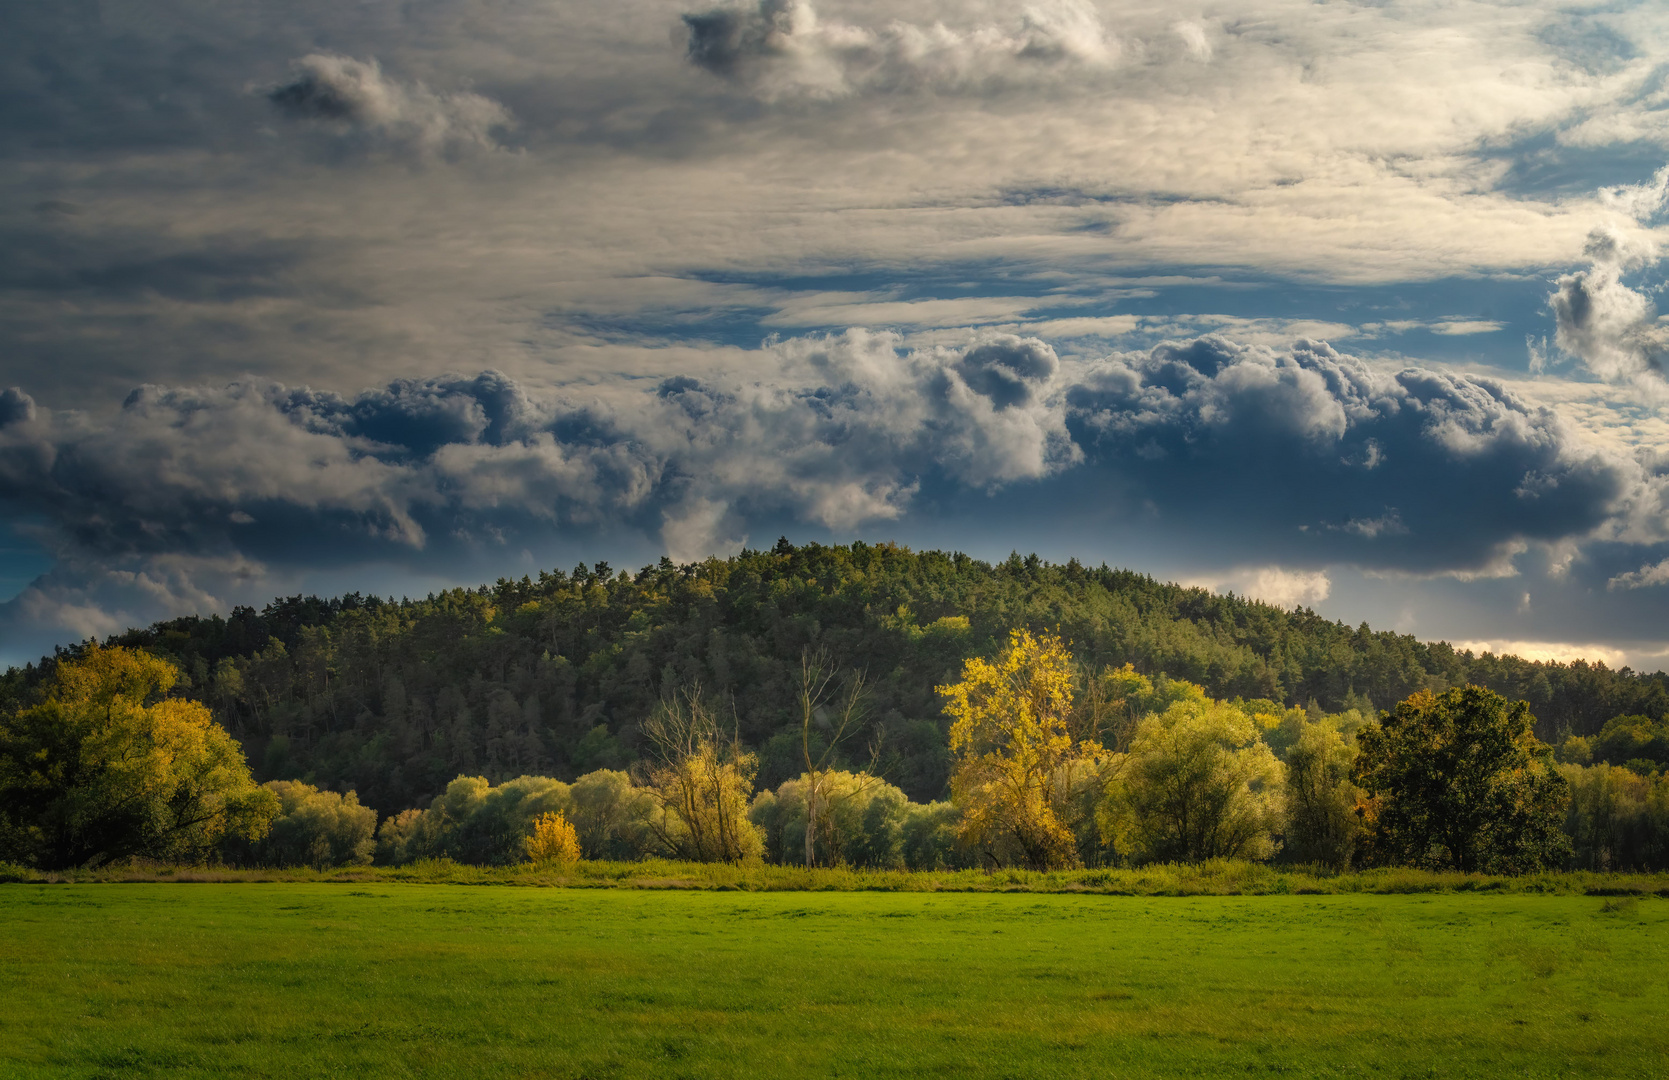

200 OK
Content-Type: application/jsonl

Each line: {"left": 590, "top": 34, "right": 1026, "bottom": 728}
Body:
{"left": 567, "top": 770, "right": 659, "bottom": 860}
{"left": 375, "top": 808, "right": 429, "bottom": 865}
{"left": 899, "top": 801, "right": 977, "bottom": 870}
{"left": 374, "top": 774, "right": 570, "bottom": 866}
{"left": 227, "top": 780, "right": 376, "bottom": 867}
{"left": 525, "top": 811, "right": 581, "bottom": 865}
{"left": 750, "top": 772, "right": 909, "bottom": 868}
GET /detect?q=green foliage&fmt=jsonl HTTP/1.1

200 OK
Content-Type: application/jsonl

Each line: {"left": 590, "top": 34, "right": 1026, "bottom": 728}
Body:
{"left": 1592, "top": 714, "right": 1669, "bottom": 769}
{"left": 1560, "top": 763, "right": 1669, "bottom": 870}
{"left": 898, "top": 801, "right": 977, "bottom": 871}
{"left": 18, "top": 541, "right": 1663, "bottom": 822}
{"left": 0, "top": 646, "right": 275, "bottom": 869}
{"left": 1354, "top": 687, "right": 1571, "bottom": 873}
{"left": 566, "top": 769, "right": 658, "bottom": 860}
{"left": 223, "top": 780, "right": 377, "bottom": 867}
{"left": 1282, "top": 720, "right": 1364, "bottom": 869}
{"left": 748, "top": 771, "right": 910, "bottom": 868}
{"left": 1103, "top": 687, "right": 1285, "bottom": 863}
{"left": 379, "top": 774, "right": 572, "bottom": 866}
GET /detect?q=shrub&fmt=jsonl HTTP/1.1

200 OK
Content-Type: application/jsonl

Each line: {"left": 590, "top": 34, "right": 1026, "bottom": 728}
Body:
{"left": 899, "top": 801, "right": 977, "bottom": 870}
{"left": 373, "top": 774, "right": 570, "bottom": 866}
{"left": 568, "top": 769, "right": 659, "bottom": 860}
{"left": 228, "top": 780, "right": 377, "bottom": 867}
{"left": 525, "top": 811, "right": 581, "bottom": 866}
{"left": 750, "top": 772, "right": 909, "bottom": 868}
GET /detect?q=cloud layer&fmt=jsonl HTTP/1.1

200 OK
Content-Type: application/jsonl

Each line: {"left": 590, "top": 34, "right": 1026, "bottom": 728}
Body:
{"left": 6, "top": 326, "right": 1660, "bottom": 652}
{"left": 5, "top": 0, "right": 1669, "bottom": 666}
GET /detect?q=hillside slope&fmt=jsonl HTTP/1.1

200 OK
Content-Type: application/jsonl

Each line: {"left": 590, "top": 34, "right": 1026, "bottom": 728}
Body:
{"left": 5, "top": 540, "right": 1665, "bottom": 814}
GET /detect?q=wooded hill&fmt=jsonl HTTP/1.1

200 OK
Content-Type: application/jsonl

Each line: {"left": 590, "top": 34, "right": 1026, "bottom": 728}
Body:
{"left": 4, "top": 540, "right": 1665, "bottom": 817}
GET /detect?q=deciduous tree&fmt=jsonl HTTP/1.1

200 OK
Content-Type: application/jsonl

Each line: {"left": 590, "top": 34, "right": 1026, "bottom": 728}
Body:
{"left": 940, "top": 629, "right": 1105, "bottom": 870}
{"left": 1353, "top": 686, "right": 1569, "bottom": 873}
{"left": 0, "top": 646, "right": 276, "bottom": 869}
{"left": 1102, "top": 686, "right": 1284, "bottom": 863}
{"left": 795, "top": 650, "right": 880, "bottom": 867}
{"left": 1283, "top": 721, "right": 1363, "bottom": 869}
{"left": 640, "top": 688, "right": 763, "bottom": 862}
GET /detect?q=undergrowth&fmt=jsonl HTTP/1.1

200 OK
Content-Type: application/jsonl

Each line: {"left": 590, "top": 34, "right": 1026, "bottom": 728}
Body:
{"left": 4, "top": 858, "right": 1668, "bottom": 895}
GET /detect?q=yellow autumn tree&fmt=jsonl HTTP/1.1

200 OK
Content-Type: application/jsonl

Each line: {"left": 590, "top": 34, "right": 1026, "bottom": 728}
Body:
{"left": 940, "top": 629, "right": 1105, "bottom": 870}
{"left": 525, "top": 810, "right": 581, "bottom": 866}
{"left": 0, "top": 645, "right": 276, "bottom": 869}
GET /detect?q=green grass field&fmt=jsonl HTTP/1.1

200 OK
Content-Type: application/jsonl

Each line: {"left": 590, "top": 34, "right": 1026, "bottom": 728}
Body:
{"left": 2, "top": 886, "right": 1666, "bottom": 1079}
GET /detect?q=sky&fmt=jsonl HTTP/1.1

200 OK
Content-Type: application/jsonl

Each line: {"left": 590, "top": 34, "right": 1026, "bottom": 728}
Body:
{"left": 2, "top": 0, "right": 1669, "bottom": 671}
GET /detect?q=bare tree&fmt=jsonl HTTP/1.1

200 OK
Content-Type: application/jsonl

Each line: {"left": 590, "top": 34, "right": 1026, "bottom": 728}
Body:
{"left": 639, "top": 685, "right": 761, "bottom": 862}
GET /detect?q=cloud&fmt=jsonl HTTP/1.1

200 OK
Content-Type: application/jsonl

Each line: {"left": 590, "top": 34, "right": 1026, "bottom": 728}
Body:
{"left": 1171, "top": 21, "right": 1213, "bottom": 64}
{"left": 0, "top": 331, "right": 1076, "bottom": 601}
{"left": 0, "top": 388, "right": 35, "bottom": 426}
{"left": 1064, "top": 335, "right": 1637, "bottom": 572}
{"left": 1186, "top": 565, "right": 1330, "bottom": 610}
{"left": 268, "top": 53, "right": 512, "bottom": 155}
{"left": 1549, "top": 165, "right": 1669, "bottom": 398}
{"left": 681, "top": 0, "right": 1117, "bottom": 99}
{"left": 1449, "top": 638, "right": 1632, "bottom": 667}
{"left": 1609, "top": 556, "right": 1669, "bottom": 590}
{"left": 7, "top": 324, "right": 1659, "bottom": 655}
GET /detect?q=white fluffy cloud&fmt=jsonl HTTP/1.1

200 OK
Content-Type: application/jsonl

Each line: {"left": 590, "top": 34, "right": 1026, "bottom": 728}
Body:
{"left": 1609, "top": 557, "right": 1669, "bottom": 591}
{"left": 1549, "top": 165, "right": 1669, "bottom": 399}
{"left": 1185, "top": 565, "right": 1330, "bottom": 610}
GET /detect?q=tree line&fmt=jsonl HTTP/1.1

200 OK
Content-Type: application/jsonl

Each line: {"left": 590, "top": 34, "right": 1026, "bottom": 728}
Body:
{"left": 4, "top": 631, "right": 1665, "bottom": 874}
{"left": 2, "top": 541, "right": 1663, "bottom": 827}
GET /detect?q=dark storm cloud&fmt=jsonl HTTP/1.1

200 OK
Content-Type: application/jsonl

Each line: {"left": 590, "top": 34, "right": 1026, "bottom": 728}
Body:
{"left": 956, "top": 338, "right": 1059, "bottom": 410}
{"left": 1, "top": 333, "right": 1645, "bottom": 597}
{"left": 683, "top": 1, "right": 792, "bottom": 79}
{"left": 0, "top": 389, "right": 34, "bottom": 427}
{"left": 1065, "top": 336, "right": 1633, "bottom": 572}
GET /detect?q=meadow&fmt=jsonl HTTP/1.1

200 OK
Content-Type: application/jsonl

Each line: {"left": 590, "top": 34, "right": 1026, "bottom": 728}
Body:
{"left": 3, "top": 885, "right": 1666, "bottom": 1079}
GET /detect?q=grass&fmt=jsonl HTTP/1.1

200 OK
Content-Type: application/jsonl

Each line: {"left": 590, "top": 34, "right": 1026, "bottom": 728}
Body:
{"left": 7, "top": 857, "right": 1669, "bottom": 895}
{"left": 2, "top": 885, "right": 1667, "bottom": 1078}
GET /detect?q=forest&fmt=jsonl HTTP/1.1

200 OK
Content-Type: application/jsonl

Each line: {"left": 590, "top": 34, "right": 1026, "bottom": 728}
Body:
{"left": 2, "top": 541, "right": 1668, "bottom": 873}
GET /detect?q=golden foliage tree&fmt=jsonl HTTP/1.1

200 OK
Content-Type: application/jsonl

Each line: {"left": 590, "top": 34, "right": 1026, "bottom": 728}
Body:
{"left": 525, "top": 810, "right": 582, "bottom": 866}
{"left": 640, "top": 688, "right": 763, "bottom": 863}
{"left": 0, "top": 645, "right": 277, "bottom": 869}
{"left": 940, "top": 629, "right": 1105, "bottom": 870}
